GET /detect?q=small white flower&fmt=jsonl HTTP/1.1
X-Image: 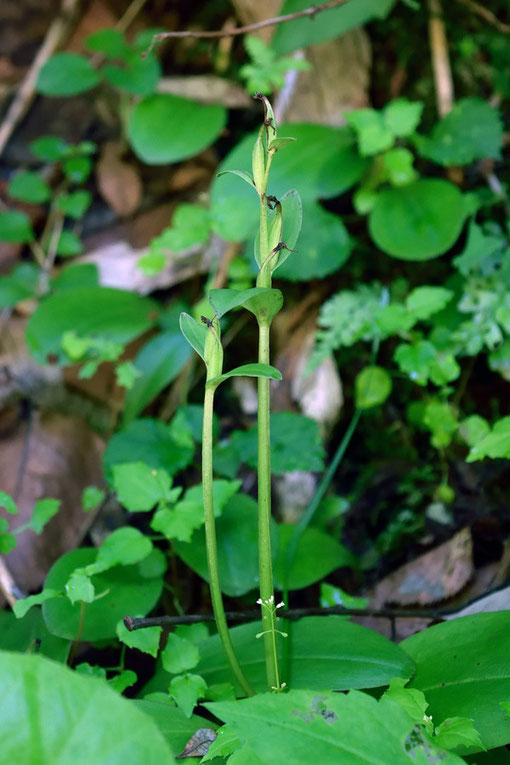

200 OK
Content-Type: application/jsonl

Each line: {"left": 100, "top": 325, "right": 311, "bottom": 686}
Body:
{"left": 276, "top": 601, "right": 285, "bottom": 609}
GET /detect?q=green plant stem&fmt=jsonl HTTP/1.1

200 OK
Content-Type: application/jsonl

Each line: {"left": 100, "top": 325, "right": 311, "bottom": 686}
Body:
{"left": 202, "top": 385, "right": 254, "bottom": 697}
{"left": 257, "top": 322, "right": 280, "bottom": 691}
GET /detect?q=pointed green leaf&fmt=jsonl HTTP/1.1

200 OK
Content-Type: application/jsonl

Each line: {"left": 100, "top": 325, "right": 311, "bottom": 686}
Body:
{"left": 207, "top": 363, "right": 282, "bottom": 389}
{"left": 268, "top": 137, "right": 296, "bottom": 151}
{"left": 13, "top": 589, "right": 63, "bottom": 619}
{"left": 169, "top": 674, "right": 207, "bottom": 719}
{"left": 179, "top": 312, "right": 207, "bottom": 362}
{"left": 116, "top": 619, "right": 162, "bottom": 658}
{"left": 209, "top": 287, "right": 270, "bottom": 318}
{"left": 216, "top": 170, "right": 256, "bottom": 191}
{"left": 273, "top": 189, "right": 303, "bottom": 271}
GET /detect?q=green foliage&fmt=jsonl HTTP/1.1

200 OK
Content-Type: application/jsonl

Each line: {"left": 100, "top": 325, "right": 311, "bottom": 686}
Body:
{"left": 128, "top": 95, "right": 226, "bottom": 164}
{"left": 37, "top": 53, "right": 101, "bottom": 96}
{"left": 417, "top": 99, "right": 503, "bottom": 166}
{"left": 240, "top": 35, "right": 310, "bottom": 94}
{"left": 8, "top": 170, "right": 50, "bottom": 204}
{"left": 0, "top": 653, "right": 175, "bottom": 763}
{"left": 467, "top": 417, "right": 510, "bottom": 461}
{"left": 369, "top": 179, "right": 465, "bottom": 260}
{"left": 403, "top": 613, "right": 510, "bottom": 751}
{"left": 0, "top": 210, "right": 34, "bottom": 243}
{"left": 355, "top": 365, "right": 392, "bottom": 409}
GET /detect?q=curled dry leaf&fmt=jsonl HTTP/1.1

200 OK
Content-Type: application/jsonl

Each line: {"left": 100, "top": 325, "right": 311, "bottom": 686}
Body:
{"left": 96, "top": 141, "right": 142, "bottom": 218}
{"left": 176, "top": 727, "right": 217, "bottom": 759}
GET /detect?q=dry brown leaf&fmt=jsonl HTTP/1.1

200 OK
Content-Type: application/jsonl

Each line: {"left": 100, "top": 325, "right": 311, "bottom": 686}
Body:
{"left": 96, "top": 141, "right": 142, "bottom": 218}
{"left": 0, "top": 411, "right": 104, "bottom": 595}
{"left": 373, "top": 527, "right": 473, "bottom": 608}
{"left": 176, "top": 728, "right": 217, "bottom": 759}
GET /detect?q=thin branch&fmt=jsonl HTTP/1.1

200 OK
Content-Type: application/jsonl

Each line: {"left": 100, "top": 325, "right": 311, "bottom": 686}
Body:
{"left": 0, "top": 0, "right": 82, "bottom": 159}
{"left": 124, "top": 584, "right": 506, "bottom": 631}
{"left": 427, "top": 0, "right": 454, "bottom": 118}
{"left": 145, "top": 0, "right": 352, "bottom": 50}
{"left": 456, "top": 0, "right": 510, "bottom": 34}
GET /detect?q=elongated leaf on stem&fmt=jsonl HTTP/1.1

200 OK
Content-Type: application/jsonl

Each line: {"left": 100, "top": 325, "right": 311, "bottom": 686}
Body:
{"left": 179, "top": 313, "right": 208, "bottom": 362}
{"left": 217, "top": 170, "right": 257, "bottom": 191}
{"left": 273, "top": 189, "right": 302, "bottom": 272}
{"left": 207, "top": 363, "right": 282, "bottom": 389}
{"left": 268, "top": 137, "right": 296, "bottom": 152}
{"left": 209, "top": 287, "right": 279, "bottom": 319}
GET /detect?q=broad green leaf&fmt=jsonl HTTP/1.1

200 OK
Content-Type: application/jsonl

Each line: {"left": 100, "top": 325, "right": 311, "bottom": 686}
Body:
{"left": 212, "top": 125, "right": 367, "bottom": 241}
{"left": 134, "top": 699, "right": 216, "bottom": 755}
{"left": 458, "top": 415, "right": 490, "bottom": 448}
{"left": 320, "top": 583, "right": 368, "bottom": 610}
{"left": 128, "top": 94, "right": 226, "bottom": 164}
{"left": 179, "top": 312, "right": 207, "bottom": 362}
{"left": 117, "top": 619, "right": 162, "bottom": 658}
{"left": 30, "top": 135, "right": 68, "bottom": 161}
{"left": 406, "top": 286, "right": 454, "bottom": 320}
{"left": 8, "top": 170, "right": 50, "bottom": 204}
{"left": 207, "top": 690, "right": 463, "bottom": 764}
{"left": 208, "top": 287, "right": 280, "bottom": 319}
{"left": 96, "top": 527, "right": 153, "bottom": 568}
{"left": 272, "top": 0, "right": 397, "bottom": 54}
{"left": 273, "top": 525, "right": 356, "bottom": 590}
{"left": 196, "top": 616, "right": 414, "bottom": 695}
{"left": 453, "top": 221, "right": 503, "bottom": 275}
{"left": 383, "top": 99, "right": 424, "bottom": 137}
{"left": 103, "top": 418, "right": 194, "bottom": 480}
{"left": 55, "top": 230, "right": 83, "bottom": 256}
{"left": 394, "top": 340, "right": 439, "bottom": 385}
{"left": 175, "top": 493, "right": 277, "bottom": 597}
{"left": 434, "top": 717, "right": 485, "bottom": 753}
{"left": 148, "top": 204, "right": 211, "bottom": 257}
{"left": 169, "top": 674, "right": 207, "bottom": 719}
{"left": 382, "top": 677, "right": 429, "bottom": 725}
{"left": 346, "top": 109, "right": 394, "bottom": 156}
{"left": 0, "top": 652, "right": 175, "bottom": 764}
{"left": 402, "top": 612, "right": 510, "bottom": 751}
{"left": 37, "top": 53, "right": 100, "bottom": 96}
{"left": 13, "top": 589, "right": 63, "bottom": 619}
{"left": 162, "top": 633, "right": 200, "bottom": 674}
{"left": 275, "top": 202, "right": 351, "bottom": 282}
{"left": 27, "top": 498, "right": 60, "bottom": 534}
{"left": 65, "top": 570, "right": 95, "bottom": 604}
{"left": 0, "top": 210, "right": 34, "bottom": 243}
{"left": 43, "top": 548, "right": 163, "bottom": 640}
{"left": 85, "top": 28, "right": 129, "bottom": 57}
{"left": 0, "top": 263, "right": 39, "bottom": 308}
{"left": 0, "top": 608, "right": 68, "bottom": 662}
{"left": 418, "top": 99, "right": 503, "bottom": 166}
{"left": 112, "top": 462, "right": 173, "bottom": 512}
{"left": 26, "top": 287, "right": 158, "bottom": 364}
{"left": 369, "top": 180, "right": 465, "bottom": 260}
{"left": 208, "top": 363, "right": 282, "bottom": 389}
{"left": 467, "top": 417, "right": 510, "bottom": 461}
{"left": 231, "top": 411, "right": 325, "bottom": 475}
{"left": 103, "top": 52, "right": 161, "bottom": 96}
{"left": 52, "top": 263, "right": 99, "bottom": 292}
{"left": 56, "top": 190, "right": 92, "bottom": 219}
{"left": 0, "top": 491, "right": 17, "bottom": 514}
{"left": 355, "top": 365, "right": 392, "bottom": 409}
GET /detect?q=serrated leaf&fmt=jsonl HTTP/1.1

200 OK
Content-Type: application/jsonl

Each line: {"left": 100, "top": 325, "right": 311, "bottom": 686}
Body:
{"left": 467, "top": 416, "right": 510, "bottom": 461}
{"left": 162, "top": 633, "right": 200, "bottom": 675}
{"left": 96, "top": 527, "right": 153, "bottom": 568}
{"left": 434, "top": 717, "right": 485, "bottom": 752}
{"left": 169, "top": 674, "right": 207, "bottom": 719}
{"left": 112, "top": 462, "right": 172, "bottom": 512}
{"left": 65, "top": 570, "right": 95, "bottom": 604}
{"left": 116, "top": 619, "right": 162, "bottom": 658}
{"left": 383, "top": 99, "right": 423, "bottom": 137}
{"left": 383, "top": 677, "right": 428, "bottom": 724}
{"left": 406, "top": 286, "right": 454, "bottom": 320}
{"left": 13, "top": 589, "right": 63, "bottom": 619}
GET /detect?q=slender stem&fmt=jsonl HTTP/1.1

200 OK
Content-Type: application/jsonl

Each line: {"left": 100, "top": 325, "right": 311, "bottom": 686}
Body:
{"left": 202, "top": 385, "right": 254, "bottom": 697}
{"left": 257, "top": 322, "right": 279, "bottom": 690}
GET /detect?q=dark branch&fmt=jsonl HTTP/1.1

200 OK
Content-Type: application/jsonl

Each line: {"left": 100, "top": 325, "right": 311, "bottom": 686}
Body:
{"left": 144, "top": 0, "right": 352, "bottom": 52}
{"left": 123, "top": 596, "right": 485, "bottom": 632}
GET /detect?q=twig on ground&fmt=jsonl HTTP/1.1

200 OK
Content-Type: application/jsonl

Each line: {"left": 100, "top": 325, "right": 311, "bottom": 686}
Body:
{"left": 0, "top": 0, "right": 82, "bottom": 159}
{"left": 0, "top": 557, "right": 24, "bottom": 607}
{"left": 427, "top": 0, "right": 454, "bottom": 118}
{"left": 124, "top": 584, "right": 509, "bottom": 631}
